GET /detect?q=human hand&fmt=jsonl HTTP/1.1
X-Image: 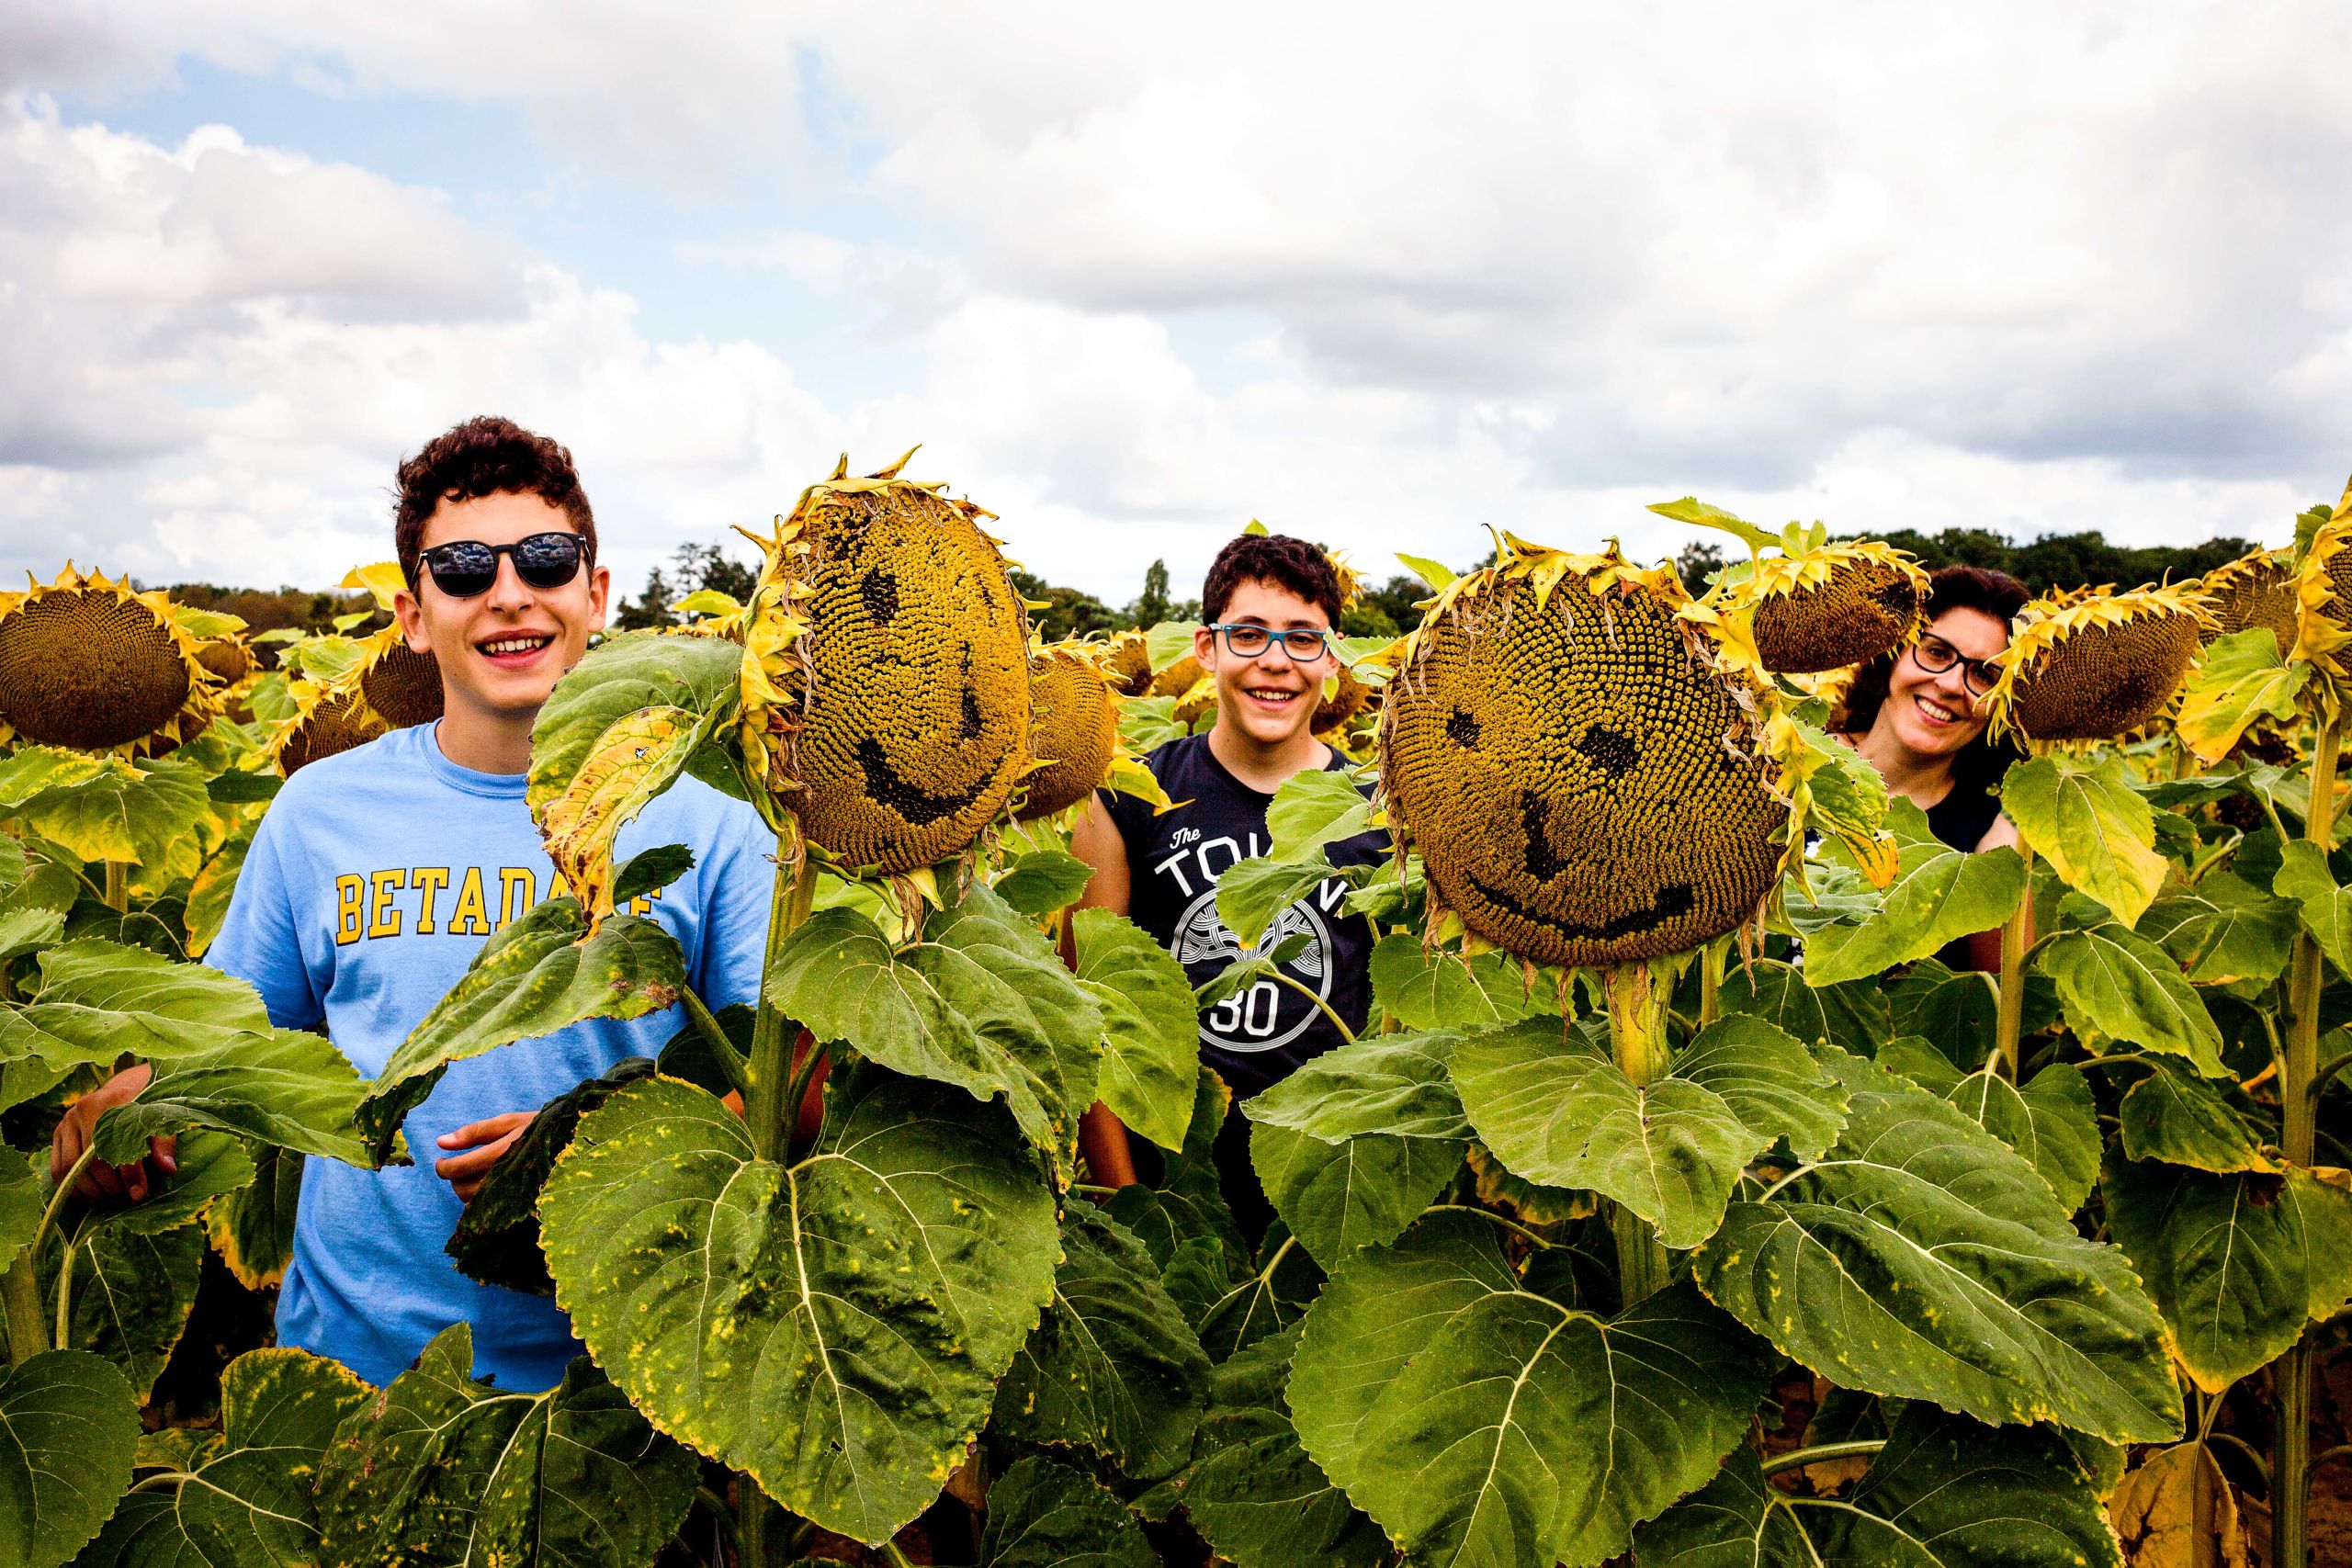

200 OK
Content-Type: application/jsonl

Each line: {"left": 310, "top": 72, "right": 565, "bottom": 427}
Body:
{"left": 51, "top": 1064, "right": 176, "bottom": 1203}
{"left": 434, "top": 1111, "right": 535, "bottom": 1203}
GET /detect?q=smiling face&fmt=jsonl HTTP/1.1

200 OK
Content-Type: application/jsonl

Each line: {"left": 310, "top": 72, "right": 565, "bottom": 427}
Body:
{"left": 393, "top": 490, "right": 609, "bottom": 724}
{"left": 1877, "top": 605, "right": 2008, "bottom": 760}
{"left": 1197, "top": 578, "right": 1336, "bottom": 748}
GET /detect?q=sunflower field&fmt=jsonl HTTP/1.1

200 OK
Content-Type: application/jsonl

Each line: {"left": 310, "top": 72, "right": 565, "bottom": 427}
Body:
{"left": 1, "top": 458, "right": 2348, "bottom": 1568}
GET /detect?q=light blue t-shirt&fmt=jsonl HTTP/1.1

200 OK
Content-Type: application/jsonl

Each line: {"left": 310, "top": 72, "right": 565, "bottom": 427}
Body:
{"left": 208, "top": 721, "right": 774, "bottom": 1391}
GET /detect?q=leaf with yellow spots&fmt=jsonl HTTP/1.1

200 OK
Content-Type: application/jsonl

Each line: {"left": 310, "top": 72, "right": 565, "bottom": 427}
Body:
{"left": 77, "top": 1348, "right": 368, "bottom": 1568}
{"left": 313, "top": 1325, "right": 693, "bottom": 1568}
{"left": 540, "top": 704, "right": 709, "bottom": 923}
{"left": 537, "top": 1065, "right": 1058, "bottom": 1546}
{"left": 1287, "top": 1213, "right": 1769, "bottom": 1568}
{"left": 1693, "top": 1062, "right": 2179, "bottom": 1442}
{"left": 358, "top": 896, "right": 686, "bottom": 1165}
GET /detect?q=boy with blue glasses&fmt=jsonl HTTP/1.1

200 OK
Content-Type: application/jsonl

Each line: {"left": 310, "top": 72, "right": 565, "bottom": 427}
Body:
{"left": 1069, "top": 532, "right": 1387, "bottom": 1240}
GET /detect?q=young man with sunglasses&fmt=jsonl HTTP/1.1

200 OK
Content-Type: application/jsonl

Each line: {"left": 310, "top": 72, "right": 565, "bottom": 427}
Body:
{"left": 1069, "top": 533, "right": 1387, "bottom": 1243}
{"left": 51, "top": 416, "right": 774, "bottom": 1391}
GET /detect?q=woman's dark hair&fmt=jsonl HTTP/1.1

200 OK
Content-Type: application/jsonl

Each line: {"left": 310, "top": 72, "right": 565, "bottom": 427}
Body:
{"left": 394, "top": 415, "right": 596, "bottom": 584}
{"left": 1202, "top": 532, "right": 1343, "bottom": 626}
{"left": 1837, "top": 564, "right": 2031, "bottom": 788}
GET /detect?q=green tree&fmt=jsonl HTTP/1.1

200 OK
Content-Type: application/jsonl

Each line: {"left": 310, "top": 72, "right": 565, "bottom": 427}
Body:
{"left": 1135, "top": 559, "right": 1172, "bottom": 627}
{"left": 611, "top": 566, "right": 676, "bottom": 633}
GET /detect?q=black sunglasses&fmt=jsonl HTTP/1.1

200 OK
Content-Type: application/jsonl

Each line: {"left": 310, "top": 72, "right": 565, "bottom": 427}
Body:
{"left": 416, "top": 533, "right": 586, "bottom": 598}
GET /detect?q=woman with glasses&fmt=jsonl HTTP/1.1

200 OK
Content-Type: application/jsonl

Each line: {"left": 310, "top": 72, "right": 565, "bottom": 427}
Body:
{"left": 1835, "top": 564, "right": 2032, "bottom": 971}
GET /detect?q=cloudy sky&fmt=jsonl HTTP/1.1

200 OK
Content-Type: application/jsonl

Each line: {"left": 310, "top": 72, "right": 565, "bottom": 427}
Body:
{"left": 5, "top": 4, "right": 2347, "bottom": 605}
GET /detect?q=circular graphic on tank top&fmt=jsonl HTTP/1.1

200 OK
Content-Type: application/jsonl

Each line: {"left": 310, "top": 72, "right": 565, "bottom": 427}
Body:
{"left": 1172, "top": 886, "right": 1334, "bottom": 1053}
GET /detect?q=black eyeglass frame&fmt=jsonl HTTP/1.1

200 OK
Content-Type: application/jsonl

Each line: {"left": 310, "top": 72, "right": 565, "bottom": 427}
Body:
{"left": 1906, "top": 633, "right": 2002, "bottom": 697}
{"left": 413, "top": 532, "right": 589, "bottom": 598}
{"left": 1203, "top": 622, "right": 1337, "bottom": 662}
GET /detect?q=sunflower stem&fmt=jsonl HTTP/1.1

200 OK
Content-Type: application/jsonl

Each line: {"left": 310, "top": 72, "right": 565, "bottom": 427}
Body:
{"left": 1758, "top": 1439, "right": 1886, "bottom": 1479}
{"left": 740, "top": 831, "right": 818, "bottom": 1568}
{"left": 1994, "top": 841, "right": 2033, "bottom": 1082}
{"left": 102, "top": 861, "right": 128, "bottom": 914}
{"left": 1699, "top": 941, "right": 1724, "bottom": 1029}
{"left": 1, "top": 1251, "right": 45, "bottom": 1364}
{"left": 1602, "top": 963, "right": 1672, "bottom": 1304}
{"left": 51, "top": 1239, "right": 74, "bottom": 1350}
{"left": 2276, "top": 714, "right": 2341, "bottom": 1568}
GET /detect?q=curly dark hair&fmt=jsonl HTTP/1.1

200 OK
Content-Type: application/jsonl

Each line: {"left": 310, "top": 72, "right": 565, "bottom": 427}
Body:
{"left": 1837, "top": 563, "right": 2031, "bottom": 787}
{"left": 394, "top": 415, "right": 596, "bottom": 585}
{"left": 1202, "top": 533, "right": 1342, "bottom": 626}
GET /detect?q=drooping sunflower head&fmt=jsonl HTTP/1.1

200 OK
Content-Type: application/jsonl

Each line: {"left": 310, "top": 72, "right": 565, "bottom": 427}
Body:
{"left": 1104, "top": 629, "right": 1155, "bottom": 696}
{"left": 1380, "top": 536, "right": 1788, "bottom": 968}
{"left": 1666, "top": 515, "right": 1929, "bottom": 682}
{"left": 2291, "top": 480, "right": 2352, "bottom": 680}
{"left": 738, "top": 451, "right": 1032, "bottom": 874}
{"left": 1021, "top": 643, "right": 1123, "bottom": 820}
{"left": 354, "top": 626, "right": 445, "bottom": 728}
{"left": 1984, "top": 583, "right": 2213, "bottom": 743}
{"left": 2199, "top": 548, "right": 2298, "bottom": 650}
{"left": 262, "top": 620, "right": 446, "bottom": 773}
{"left": 0, "top": 566, "right": 220, "bottom": 752}
{"left": 270, "top": 688, "right": 388, "bottom": 776}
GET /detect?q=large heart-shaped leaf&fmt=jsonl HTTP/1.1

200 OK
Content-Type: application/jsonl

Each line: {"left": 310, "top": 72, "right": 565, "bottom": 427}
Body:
{"left": 526, "top": 626, "right": 743, "bottom": 820}
{"left": 1718, "top": 958, "right": 1887, "bottom": 1055}
{"left": 1451, "top": 1015, "right": 1845, "bottom": 1248}
{"left": 0, "top": 1349, "right": 140, "bottom": 1568}
{"left": 1693, "top": 1064, "right": 2178, "bottom": 1442}
{"left": 538, "top": 1065, "right": 1058, "bottom": 1543}
{"left": 1264, "top": 768, "right": 1374, "bottom": 863}
{"left": 76, "top": 1348, "right": 369, "bottom": 1568}
{"left": 1135, "top": 1325, "right": 1388, "bottom": 1568}
{"left": 0, "top": 938, "right": 270, "bottom": 1069}
{"left": 315, "top": 1325, "right": 695, "bottom": 1567}
{"left": 2176, "top": 626, "right": 2309, "bottom": 763}
{"left": 538, "top": 705, "right": 717, "bottom": 920}
{"left": 1368, "top": 934, "right": 1552, "bottom": 1032}
{"left": 1071, "top": 908, "right": 1197, "bottom": 1152}
{"left": 1250, "top": 1121, "right": 1462, "bottom": 1269}
{"left": 2137, "top": 869, "right": 2298, "bottom": 986}
{"left": 769, "top": 884, "right": 1102, "bottom": 1173}
{"left": 2116, "top": 1060, "right": 2273, "bottom": 1173}
{"left": 1634, "top": 1404, "right": 2123, "bottom": 1567}
{"left": 2035, "top": 915, "right": 2224, "bottom": 1075}
{"left": 995, "top": 848, "right": 1096, "bottom": 916}
{"left": 2100, "top": 1151, "right": 2352, "bottom": 1392}
{"left": 359, "top": 897, "right": 686, "bottom": 1162}
{"left": 1800, "top": 802, "right": 2028, "bottom": 985}
{"left": 1288, "top": 1213, "right": 1768, "bottom": 1568}
{"left": 1242, "top": 1029, "right": 1471, "bottom": 1143}
{"left": 93, "top": 1026, "right": 378, "bottom": 1168}
{"left": 1214, "top": 852, "right": 1362, "bottom": 950}
{"left": 980, "top": 1456, "right": 1157, "bottom": 1568}
{"left": 2003, "top": 752, "right": 2165, "bottom": 927}
{"left": 64, "top": 1130, "right": 253, "bottom": 1239}
{"left": 1876, "top": 1040, "right": 2100, "bottom": 1212}
{"left": 0, "top": 751, "right": 210, "bottom": 873}
{"left": 2274, "top": 838, "right": 2352, "bottom": 980}
{"left": 992, "top": 1203, "right": 1211, "bottom": 1481}
{"left": 445, "top": 1056, "right": 658, "bottom": 1295}
{"left": 47, "top": 1222, "right": 204, "bottom": 1402}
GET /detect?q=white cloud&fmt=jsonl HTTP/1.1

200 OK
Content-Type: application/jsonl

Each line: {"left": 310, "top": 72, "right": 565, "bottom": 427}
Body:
{"left": 3, "top": 5, "right": 2347, "bottom": 607}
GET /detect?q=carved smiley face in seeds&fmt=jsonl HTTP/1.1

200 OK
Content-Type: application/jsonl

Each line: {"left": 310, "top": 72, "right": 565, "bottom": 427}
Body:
{"left": 787, "top": 482, "right": 1032, "bottom": 873}
{"left": 1383, "top": 557, "right": 1787, "bottom": 968}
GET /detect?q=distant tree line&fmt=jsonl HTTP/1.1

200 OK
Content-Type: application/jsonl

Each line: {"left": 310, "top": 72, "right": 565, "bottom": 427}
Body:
{"left": 1675, "top": 525, "right": 2275, "bottom": 599}
{"left": 165, "top": 519, "right": 2279, "bottom": 657}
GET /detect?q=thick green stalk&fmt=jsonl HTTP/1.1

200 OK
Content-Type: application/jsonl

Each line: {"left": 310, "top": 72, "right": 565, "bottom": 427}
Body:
{"left": 102, "top": 861, "right": 128, "bottom": 914}
{"left": 1698, "top": 942, "right": 1724, "bottom": 1029}
{"left": 1604, "top": 963, "right": 1671, "bottom": 1304}
{"left": 1994, "top": 841, "right": 2033, "bottom": 1082}
{"left": 1, "top": 1252, "right": 44, "bottom": 1363}
{"left": 2276, "top": 716, "right": 2341, "bottom": 1568}
{"left": 740, "top": 834, "right": 819, "bottom": 1567}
